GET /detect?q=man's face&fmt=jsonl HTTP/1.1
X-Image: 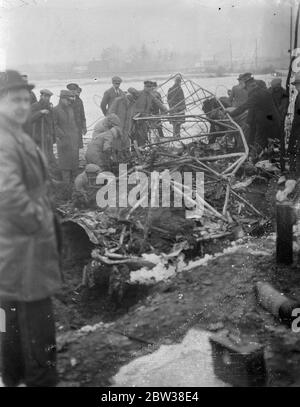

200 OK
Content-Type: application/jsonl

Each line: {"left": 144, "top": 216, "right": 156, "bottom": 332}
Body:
{"left": 41, "top": 94, "right": 51, "bottom": 104}
{"left": 0, "top": 88, "right": 31, "bottom": 125}
{"left": 239, "top": 80, "right": 245, "bottom": 89}
{"left": 113, "top": 81, "right": 121, "bottom": 90}
{"left": 61, "top": 97, "right": 70, "bottom": 106}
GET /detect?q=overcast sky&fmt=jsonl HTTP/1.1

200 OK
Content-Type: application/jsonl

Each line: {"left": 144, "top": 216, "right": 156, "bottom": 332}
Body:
{"left": 0, "top": 0, "right": 294, "bottom": 68}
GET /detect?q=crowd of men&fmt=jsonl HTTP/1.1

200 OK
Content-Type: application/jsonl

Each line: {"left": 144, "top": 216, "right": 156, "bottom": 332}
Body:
{"left": 0, "top": 68, "right": 300, "bottom": 387}
{"left": 20, "top": 74, "right": 188, "bottom": 191}
{"left": 222, "top": 72, "right": 290, "bottom": 171}
{"left": 21, "top": 71, "right": 300, "bottom": 189}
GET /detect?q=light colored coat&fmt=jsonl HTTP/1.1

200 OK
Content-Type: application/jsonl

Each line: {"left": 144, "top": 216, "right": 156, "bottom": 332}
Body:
{"left": 0, "top": 114, "right": 62, "bottom": 301}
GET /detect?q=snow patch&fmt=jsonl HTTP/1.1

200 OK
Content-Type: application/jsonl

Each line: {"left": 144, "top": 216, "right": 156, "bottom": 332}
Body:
{"left": 111, "top": 328, "right": 229, "bottom": 387}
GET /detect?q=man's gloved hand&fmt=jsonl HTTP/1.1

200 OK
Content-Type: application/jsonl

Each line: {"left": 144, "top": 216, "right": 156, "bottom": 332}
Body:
{"left": 41, "top": 109, "right": 50, "bottom": 115}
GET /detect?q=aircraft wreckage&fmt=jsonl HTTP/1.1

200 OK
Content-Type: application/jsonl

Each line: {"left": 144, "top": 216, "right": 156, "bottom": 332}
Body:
{"left": 58, "top": 74, "right": 271, "bottom": 298}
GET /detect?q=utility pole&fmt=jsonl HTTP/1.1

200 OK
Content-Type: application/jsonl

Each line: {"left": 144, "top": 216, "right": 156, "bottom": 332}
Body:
{"left": 229, "top": 40, "right": 233, "bottom": 72}
{"left": 255, "top": 39, "right": 258, "bottom": 72}
{"left": 290, "top": 5, "right": 293, "bottom": 63}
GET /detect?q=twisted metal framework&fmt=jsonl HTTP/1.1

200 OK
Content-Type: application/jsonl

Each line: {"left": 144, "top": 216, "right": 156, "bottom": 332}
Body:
{"left": 132, "top": 73, "right": 250, "bottom": 219}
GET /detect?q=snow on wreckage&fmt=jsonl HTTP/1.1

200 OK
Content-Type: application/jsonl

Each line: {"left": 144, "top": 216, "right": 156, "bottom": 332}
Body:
{"left": 58, "top": 73, "right": 269, "bottom": 303}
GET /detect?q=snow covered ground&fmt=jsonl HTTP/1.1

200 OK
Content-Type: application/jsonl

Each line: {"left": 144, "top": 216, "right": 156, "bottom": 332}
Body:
{"left": 111, "top": 328, "right": 229, "bottom": 387}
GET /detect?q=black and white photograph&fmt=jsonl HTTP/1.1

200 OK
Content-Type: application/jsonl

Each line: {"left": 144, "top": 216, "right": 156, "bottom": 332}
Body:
{"left": 0, "top": 0, "right": 300, "bottom": 394}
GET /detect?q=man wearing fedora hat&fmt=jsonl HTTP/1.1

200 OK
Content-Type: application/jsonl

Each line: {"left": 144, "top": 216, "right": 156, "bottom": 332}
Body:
{"left": 0, "top": 70, "right": 62, "bottom": 386}
{"left": 288, "top": 72, "right": 300, "bottom": 173}
{"left": 100, "top": 76, "right": 124, "bottom": 116}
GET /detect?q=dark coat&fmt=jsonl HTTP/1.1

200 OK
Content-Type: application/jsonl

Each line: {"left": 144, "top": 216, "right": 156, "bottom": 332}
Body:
{"left": 269, "top": 86, "right": 289, "bottom": 122}
{"left": 167, "top": 84, "right": 186, "bottom": 112}
{"left": 72, "top": 96, "right": 86, "bottom": 148}
{"left": 101, "top": 87, "right": 124, "bottom": 115}
{"left": 229, "top": 84, "right": 248, "bottom": 107}
{"left": 133, "top": 90, "right": 167, "bottom": 116}
{"left": 53, "top": 102, "right": 79, "bottom": 171}
{"left": 28, "top": 100, "right": 55, "bottom": 146}
{"left": 30, "top": 90, "right": 37, "bottom": 105}
{"left": 231, "top": 86, "right": 281, "bottom": 148}
{"left": 0, "top": 114, "right": 61, "bottom": 301}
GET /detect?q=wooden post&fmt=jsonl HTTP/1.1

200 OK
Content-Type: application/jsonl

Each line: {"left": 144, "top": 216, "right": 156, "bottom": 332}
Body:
{"left": 276, "top": 202, "right": 294, "bottom": 265}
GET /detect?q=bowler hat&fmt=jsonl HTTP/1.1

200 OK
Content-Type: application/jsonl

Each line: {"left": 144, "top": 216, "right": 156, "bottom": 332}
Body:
{"left": 0, "top": 70, "right": 34, "bottom": 93}
{"left": 40, "top": 89, "right": 53, "bottom": 96}
{"left": 112, "top": 76, "right": 122, "bottom": 83}
{"left": 144, "top": 80, "right": 153, "bottom": 87}
{"left": 60, "top": 90, "right": 74, "bottom": 99}
{"left": 67, "top": 83, "right": 79, "bottom": 91}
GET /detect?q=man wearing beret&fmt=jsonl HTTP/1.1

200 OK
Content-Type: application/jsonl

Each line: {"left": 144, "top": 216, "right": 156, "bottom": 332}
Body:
{"left": 0, "top": 70, "right": 62, "bottom": 386}
{"left": 53, "top": 90, "right": 79, "bottom": 183}
{"left": 27, "top": 89, "right": 56, "bottom": 166}
{"left": 66, "top": 83, "right": 87, "bottom": 149}
{"left": 100, "top": 76, "right": 124, "bottom": 116}
{"left": 131, "top": 80, "right": 168, "bottom": 145}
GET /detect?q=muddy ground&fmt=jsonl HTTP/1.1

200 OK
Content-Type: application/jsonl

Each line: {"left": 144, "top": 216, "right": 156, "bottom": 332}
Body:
{"left": 50, "top": 177, "right": 300, "bottom": 387}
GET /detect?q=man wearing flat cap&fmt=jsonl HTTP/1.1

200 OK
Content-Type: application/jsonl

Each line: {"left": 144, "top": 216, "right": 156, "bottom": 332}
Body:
{"left": 167, "top": 75, "right": 186, "bottom": 137}
{"left": 0, "top": 70, "right": 62, "bottom": 386}
{"left": 229, "top": 73, "right": 249, "bottom": 108}
{"left": 66, "top": 83, "right": 87, "bottom": 149}
{"left": 53, "top": 90, "right": 79, "bottom": 183}
{"left": 27, "top": 89, "right": 56, "bottom": 166}
{"left": 131, "top": 80, "right": 168, "bottom": 145}
{"left": 108, "top": 87, "right": 140, "bottom": 150}
{"left": 100, "top": 76, "right": 124, "bottom": 116}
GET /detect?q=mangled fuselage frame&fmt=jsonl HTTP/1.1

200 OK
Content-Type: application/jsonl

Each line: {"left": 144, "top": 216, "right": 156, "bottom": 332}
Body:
{"left": 132, "top": 73, "right": 249, "bottom": 219}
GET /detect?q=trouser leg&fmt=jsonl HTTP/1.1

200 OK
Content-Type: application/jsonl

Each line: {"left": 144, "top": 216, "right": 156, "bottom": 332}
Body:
{"left": 19, "top": 298, "right": 57, "bottom": 387}
{"left": 0, "top": 301, "right": 25, "bottom": 386}
{"left": 61, "top": 170, "right": 71, "bottom": 183}
{"left": 173, "top": 122, "right": 181, "bottom": 137}
{"left": 157, "top": 126, "right": 164, "bottom": 138}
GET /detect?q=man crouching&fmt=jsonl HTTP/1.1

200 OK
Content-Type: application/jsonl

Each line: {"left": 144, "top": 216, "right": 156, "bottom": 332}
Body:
{"left": 0, "top": 70, "right": 62, "bottom": 386}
